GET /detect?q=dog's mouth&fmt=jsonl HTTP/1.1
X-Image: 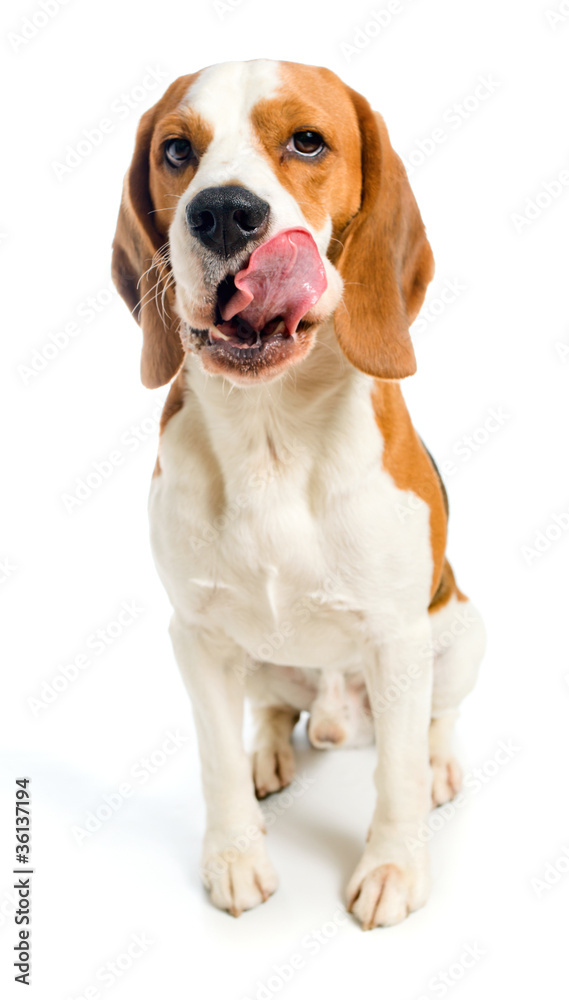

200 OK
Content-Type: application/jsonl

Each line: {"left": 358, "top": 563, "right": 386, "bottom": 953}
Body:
{"left": 193, "top": 228, "right": 327, "bottom": 378}
{"left": 208, "top": 275, "right": 301, "bottom": 359}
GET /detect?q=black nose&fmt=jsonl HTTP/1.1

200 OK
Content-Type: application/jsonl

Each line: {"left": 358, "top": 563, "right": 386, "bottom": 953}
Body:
{"left": 186, "top": 185, "right": 270, "bottom": 256}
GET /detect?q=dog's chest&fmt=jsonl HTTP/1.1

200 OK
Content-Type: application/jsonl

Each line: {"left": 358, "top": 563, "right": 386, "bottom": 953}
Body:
{"left": 150, "top": 375, "right": 433, "bottom": 667}
{"left": 158, "top": 472, "right": 370, "bottom": 668}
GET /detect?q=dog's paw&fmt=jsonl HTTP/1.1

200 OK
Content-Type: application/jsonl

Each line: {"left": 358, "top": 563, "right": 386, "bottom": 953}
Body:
{"left": 200, "top": 831, "right": 278, "bottom": 917}
{"left": 347, "top": 846, "right": 430, "bottom": 929}
{"left": 431, "top": 754, "right": 462, "bottom": 807}
{"left": 252, "top": 745, "right": 295, "bottom": 798}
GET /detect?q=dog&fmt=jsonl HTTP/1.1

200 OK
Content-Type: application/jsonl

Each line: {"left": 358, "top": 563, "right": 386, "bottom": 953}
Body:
{"left": 111, "top": 59, "right": 485, "bottom": 929}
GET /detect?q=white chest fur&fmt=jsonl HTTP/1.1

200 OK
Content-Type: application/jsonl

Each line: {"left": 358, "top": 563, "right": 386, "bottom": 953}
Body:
{"left": 149, "top": 327, "right": 433, "bottom": 671}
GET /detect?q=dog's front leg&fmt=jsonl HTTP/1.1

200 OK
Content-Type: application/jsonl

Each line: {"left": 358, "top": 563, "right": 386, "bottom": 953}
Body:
{"left": 347, "top": 616, "right": 433, "bottom": 928}
{"left": 170, "top": 615, "right": 278, "bottom": 916}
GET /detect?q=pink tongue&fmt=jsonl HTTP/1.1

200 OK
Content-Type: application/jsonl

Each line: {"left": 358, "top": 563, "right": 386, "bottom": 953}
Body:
{"left": 220, "top": 228, "right": 327, "bottom": 334}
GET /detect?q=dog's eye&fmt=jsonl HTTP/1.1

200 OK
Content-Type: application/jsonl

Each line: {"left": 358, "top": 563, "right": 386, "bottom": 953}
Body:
{"left": 164, "top": 138, "right": 193, "bottom": 167}
{"left": 289, "top": 131, "right": 325, "bottom": 157}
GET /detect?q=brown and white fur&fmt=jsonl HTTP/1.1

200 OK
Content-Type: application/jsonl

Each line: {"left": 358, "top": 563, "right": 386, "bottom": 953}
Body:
{"left": 112, "top": 59, "right": 485, "bottom": 928}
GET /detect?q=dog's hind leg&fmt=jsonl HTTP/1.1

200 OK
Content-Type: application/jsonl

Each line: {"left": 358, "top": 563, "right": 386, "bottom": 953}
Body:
{"left": 308, "top": 670, "right": 375, "bottom": 749}
{"left": 307, "top": 670, "right": 350, "bottom": 749}
{"left": 429, "top": 592, "right": 486, "bottom": 806}
{"left": 251, "top": 704, "right": 300, "bottom": 799}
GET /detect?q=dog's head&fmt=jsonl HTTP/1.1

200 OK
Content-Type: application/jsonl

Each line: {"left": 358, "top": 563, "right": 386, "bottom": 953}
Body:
{"left": 112, "top": 60, "right": 434, "bottom": 388}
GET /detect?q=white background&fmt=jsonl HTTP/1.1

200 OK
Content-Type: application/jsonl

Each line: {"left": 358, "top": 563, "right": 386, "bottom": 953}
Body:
{"left": 1, "top": 0, "right": 568, "bottom": 997}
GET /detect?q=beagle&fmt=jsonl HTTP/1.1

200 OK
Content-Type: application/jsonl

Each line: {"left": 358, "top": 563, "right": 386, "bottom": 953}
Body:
{"left": 112, "top": 59, "right": 485, "bottom": 928}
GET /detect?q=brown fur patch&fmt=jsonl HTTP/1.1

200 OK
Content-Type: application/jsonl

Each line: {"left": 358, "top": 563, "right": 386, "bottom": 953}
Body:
{"left": 152, "top": 371, "right": 186, "bottom": 476}
{"left": 429, "top": 558, "right": 467, "bottom": 611}
{"left": 112, "top": 72, "right": 209, "bottom": 389}
{"left": 251, "top": 63, "right": 362, "bottom": 235}
{"left": 149, "top": 103, "right": 215, "bottom": 235}
{"left": 373, "top": 382, "right": 447, "bottom": 599}
{"left": 334, "top": 103, "right": 434, "bottom": 381}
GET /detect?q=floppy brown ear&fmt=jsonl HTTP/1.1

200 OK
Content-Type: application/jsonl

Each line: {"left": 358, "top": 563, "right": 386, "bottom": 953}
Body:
{"left": 111, "top": 107, "right": 184, "bottom": 389}
{"left": 335, "top": 90, "right": 434, "bottom": 380}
